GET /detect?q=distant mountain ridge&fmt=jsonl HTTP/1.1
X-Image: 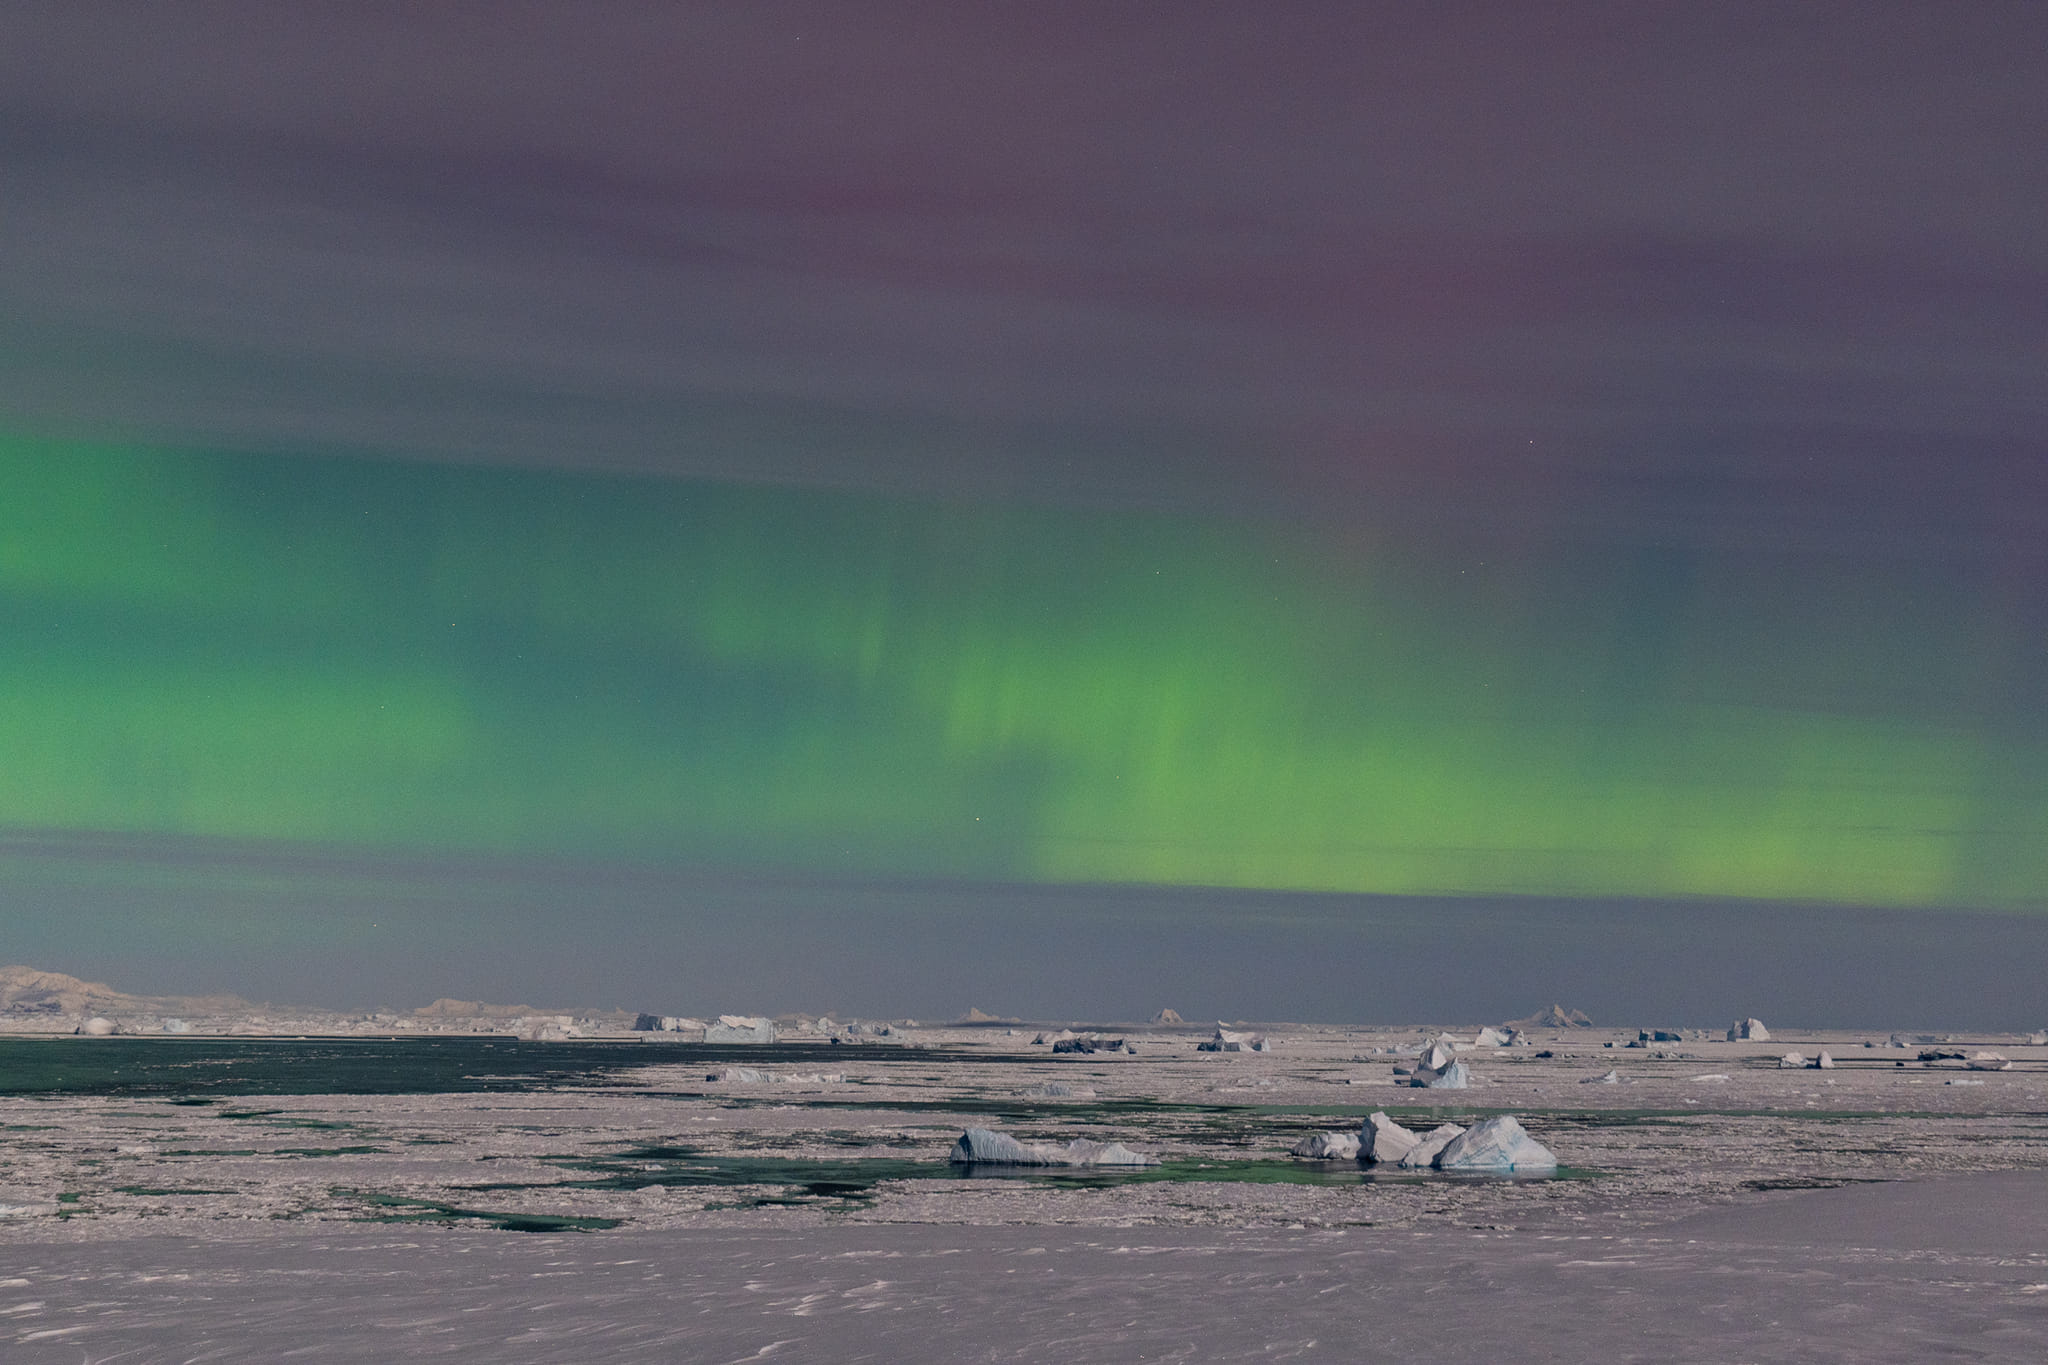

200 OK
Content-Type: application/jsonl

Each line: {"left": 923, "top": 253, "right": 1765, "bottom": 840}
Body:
{"left": 0, "top": 968, "right": 590, "bottom": 1022}
{"left": 412, "top": 998, "right": 549, "bottom": 1019}
{"left": 1508, "top": 1003, "right": 1595, "bottom": 1029}
{"left": 0, "top": 964, "right": 252, "bottom": 1016}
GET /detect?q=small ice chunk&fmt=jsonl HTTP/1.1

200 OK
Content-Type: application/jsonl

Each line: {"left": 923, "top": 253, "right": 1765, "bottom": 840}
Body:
{"left": 1290, "top": 1131, "right": 1362, "bottom": 1160}
{"left": 1019, "top": 1082, "right": 1095, "bottom": 1099}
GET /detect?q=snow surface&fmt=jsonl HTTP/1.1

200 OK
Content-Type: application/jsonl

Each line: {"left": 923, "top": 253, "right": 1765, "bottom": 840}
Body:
{"left": 4, "top": 1172, "right": 2047, "bottom": 1362}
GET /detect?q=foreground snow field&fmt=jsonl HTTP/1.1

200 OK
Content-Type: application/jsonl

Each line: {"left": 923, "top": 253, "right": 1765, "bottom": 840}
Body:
{"left": 4, "top": 1173, "right": 2047, "bottom": 1363}
{"left": 4, "top": 1024, "right": 2047, "bottom": 1359}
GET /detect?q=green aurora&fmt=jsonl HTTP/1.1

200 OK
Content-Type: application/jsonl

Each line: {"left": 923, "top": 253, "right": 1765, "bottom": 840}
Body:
{"left": 3, "top": 433, "right": 2043, "bottom": 910}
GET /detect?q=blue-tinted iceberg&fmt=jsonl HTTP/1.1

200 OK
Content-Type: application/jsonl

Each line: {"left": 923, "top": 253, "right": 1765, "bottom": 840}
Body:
{"left": 1395, "top": 1123, "right": 1468, "bottom": 1168}
{"left": 1412, "top": 1059, "right": 1469, "bottom": 1089}
{"left": 1433, "top": 1116, "right": 1557, "bottom": 1173}
{"left": 949, "top": 1128, "right": 1157, "bottom": 1167}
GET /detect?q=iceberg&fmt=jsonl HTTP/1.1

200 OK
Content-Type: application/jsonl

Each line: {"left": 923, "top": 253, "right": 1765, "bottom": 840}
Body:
{"left": 1396, "top": 1123, "right": 1468, "bottom": 1169}
{"left": 1433, "top": 1116, "right": 1558, "bottom": 1173}
{"left": 948, "top": 1128, "right": 1157, "bottom": 1167}
{"left": 1360, "top": 1111, "right": 1421, "bottom": 1165}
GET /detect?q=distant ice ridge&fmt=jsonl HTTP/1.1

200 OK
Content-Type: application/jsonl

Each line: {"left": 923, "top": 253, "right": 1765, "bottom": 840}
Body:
{"left": 704, "top": 1015, "right": 778, "bottom": 1044}
{"left": 949, "top": 1128, "right": 1158, "bottom": 1167}
{"left": 630, "top": 1014, "right": 906, "bottom": 1043}
{"left": 512, "top": 1015, "right": 583, "bottom": 1041}
{"left": 632, "top": 1013, "right": 705, "bottom": 1034}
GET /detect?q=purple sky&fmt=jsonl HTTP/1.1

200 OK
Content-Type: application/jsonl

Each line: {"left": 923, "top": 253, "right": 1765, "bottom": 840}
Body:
{"left": 3, "top": 2, "right": 2043, "bottom": 554}
{"left": 4, "top": 5, "right": 2047, "bottom": 1022}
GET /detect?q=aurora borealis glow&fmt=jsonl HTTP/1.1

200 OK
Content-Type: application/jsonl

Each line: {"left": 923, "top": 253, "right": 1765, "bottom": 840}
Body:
{"left": 4, "top": 5, "right": 2047, "bottom": 1019}
{"left": 5, "top": 434, "right": 2041, "bottom": 911}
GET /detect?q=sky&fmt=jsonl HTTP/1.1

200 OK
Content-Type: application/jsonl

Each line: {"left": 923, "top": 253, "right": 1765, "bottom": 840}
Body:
{"left": 2, "top": 3, "right": 2045, "bottom": 1025}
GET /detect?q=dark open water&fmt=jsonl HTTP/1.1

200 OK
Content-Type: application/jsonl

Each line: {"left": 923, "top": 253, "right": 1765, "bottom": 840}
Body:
{"left": 0, "top": 1036, "right": 916, "bottom": 1098}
